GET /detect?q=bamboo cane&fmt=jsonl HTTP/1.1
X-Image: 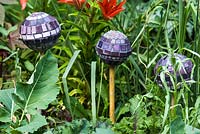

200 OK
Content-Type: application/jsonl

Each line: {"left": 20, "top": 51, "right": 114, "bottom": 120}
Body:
{"left": 109, "top": 65, "right": 115, "bottom": 123}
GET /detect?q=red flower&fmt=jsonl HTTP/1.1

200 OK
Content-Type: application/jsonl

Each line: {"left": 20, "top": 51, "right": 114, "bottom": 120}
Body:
{"left": 58, "top": 0, "right": 90, "bottom": 10}
{"left": 20, "top": 0, "right": 28, "bottom": 10}
{"left": 98, "top": 0, "right": 126, "bottom": 20}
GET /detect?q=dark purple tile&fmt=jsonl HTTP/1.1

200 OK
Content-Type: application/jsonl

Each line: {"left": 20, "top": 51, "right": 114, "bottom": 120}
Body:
{"left": 36, "top": 25, "right": 43, "bottom": 33}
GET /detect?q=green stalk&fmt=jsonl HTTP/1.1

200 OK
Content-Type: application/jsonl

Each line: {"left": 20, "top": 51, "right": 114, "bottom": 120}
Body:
{"left": 15, "top": 49, "right": 21, "bottom": 82}
{"left": 91, "top": 62, "right": 97, "bottom": 126}
{"left": 97, "top": 62, "right": 104, "bottom": 115}
{"left": 195, "top": 0, "right": 200, "bottom": 98}
{"left": 178, "top": 0, "right": 187, "bottom": 52}
{"left": 164, "top": 0, "right": 171, "bottom": 52}
{"left": 146, "top": 27, "right": 150, "bottom": 80}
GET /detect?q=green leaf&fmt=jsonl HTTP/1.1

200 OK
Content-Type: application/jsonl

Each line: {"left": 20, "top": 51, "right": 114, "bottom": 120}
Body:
{"left": 129, "top": 95, "right": 143, "bottom": 115}
{"left": 16, "top": 113, "right": 47, "bottom": 133}
{"left": 43, "top": 130, "right": 53, "bottom": 134}
{"left": 0, "top": 89, "right": 14, "bottom": 110}
{"left": 0, "top": 108, "right": 11, "bottom": 122}
{"left": 0, "top": 4, "right": 5, "bottom": 26}
{"left": 96, "top": 83, "right": 108, "bottom": 104}
{"left": 116, "top": 103, "right": 130, "bottom": 121}
{"left": 91, "top": 61, "right": 96, "bottom": 126}
{"left": 62, "top": 50, "right": 81, "bottom": 119}
{"left": 95, "top": 128, "right": 114, "bottom": 134}
{"left": 195, "top": 96, "right": 200, "bottom": 110}
{"left": 170, "top": 116, "right": 185, "bottom": 134}
{"left": 185, "top": 125, "right": 200, "bottom": 134}
{"left": 0, "top": 45, "right": 11, "bottom": 52}
{"left": 24, "top": 60, "right": 34, "bottom": 72}
{"left": 69, "top": 97, "right": 90, "bottom": 119}
{"left": 12, "top": 50, "right": 60, "bottom": 114}
{"left": 129, "top": 56, "right": 145, "bottom": 81}
{"left": 0, "top": 0, "right": 18, "bottom": 4}
{"left": 69, "top": 36, "right": 82, "bottom": 41}
{"left": 66, "top": 20, "right": 91, "bottom": 40}
{"left": 0, "top": 88, "right": 15, "bottom": 122}
{"left": 0, "top": 27, "right": 8, "bottom": 36}
{"left": 63, "top": 119, "right": 91, "bottom": 134}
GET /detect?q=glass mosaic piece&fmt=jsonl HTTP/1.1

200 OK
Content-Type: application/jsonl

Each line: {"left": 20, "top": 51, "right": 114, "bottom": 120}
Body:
{"left": 96, "top": 30, "right": 132, "bottom": 65}
{"left": 154, "top": 53, "right": 193, "bottom": 89}
{"left": 19, "top": 12, "right": 61, "bottom": 52}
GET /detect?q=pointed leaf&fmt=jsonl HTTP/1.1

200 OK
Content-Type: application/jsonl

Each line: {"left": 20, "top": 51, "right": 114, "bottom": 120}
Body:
{"left": 16, "top": 113, "right": 47, "bottom": 133}
{"left": 12, "top": 51, "right": 60, "bottom": 114}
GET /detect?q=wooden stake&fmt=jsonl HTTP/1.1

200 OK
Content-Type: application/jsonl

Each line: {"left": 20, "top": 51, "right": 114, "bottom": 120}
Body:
{"left": 109, "top": 65, "right": 115, "bottom": 123}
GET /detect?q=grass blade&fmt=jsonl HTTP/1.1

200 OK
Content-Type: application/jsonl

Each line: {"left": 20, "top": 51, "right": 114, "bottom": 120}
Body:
{"left": 91, "top": 61, "right": 97, "bottom": 126}
{"left": 62, "top": 50, "right": 81, "bottom": 119}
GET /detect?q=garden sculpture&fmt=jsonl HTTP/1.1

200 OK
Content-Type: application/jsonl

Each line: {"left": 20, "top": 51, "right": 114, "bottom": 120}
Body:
{"left": 96, "top": 30, "right": 132, "bottom": 123}
{"left": 154, "top": 53, "right": 193, "bottom": 89}
{"left": 19, "top": 12, "right": 61, "bottom": 53}
{"left": 154, "top": 53, "right": 193, "bottom": 110}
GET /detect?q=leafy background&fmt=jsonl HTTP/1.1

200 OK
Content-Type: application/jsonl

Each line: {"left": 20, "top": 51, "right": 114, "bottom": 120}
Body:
{"left": 0, "top": 0, "right": 200, "bottom": 133}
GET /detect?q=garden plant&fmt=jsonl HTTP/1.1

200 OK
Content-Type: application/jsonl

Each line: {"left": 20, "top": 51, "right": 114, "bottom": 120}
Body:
{"left": 0, "top": 0, "right": 200, "bottom": 133}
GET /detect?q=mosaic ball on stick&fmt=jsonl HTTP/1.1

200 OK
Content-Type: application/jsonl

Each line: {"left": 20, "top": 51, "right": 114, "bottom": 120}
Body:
{"left": 19, "top": 12, "right": 61, "bottom": 53}
{"left": 96, "top": 30, "right": 132, "bottom": 123}
{"left": 154, "top": 53, "right": 193, "bottom": 89}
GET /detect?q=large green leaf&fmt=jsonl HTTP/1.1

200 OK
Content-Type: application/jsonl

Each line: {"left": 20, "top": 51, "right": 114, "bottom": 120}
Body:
{"left": 15, "top": 113, "right": 47, "bottom": 133}
{"left": 95, "top": 128, "right": 114, "bottom": 134}
{"left": 12, "top": 51, "right": 60, "bottom": 114}
{"left": 0, "top": 88, "right": 15, "bottom": 122}
{"left": 185, "top": 125, "right": 200, "bottom": 134}
{"left": 170, "top": 116, "right": 185, "bottom": 134}
{"left": 0, "top": 0, "right": 17, "bottom": 4}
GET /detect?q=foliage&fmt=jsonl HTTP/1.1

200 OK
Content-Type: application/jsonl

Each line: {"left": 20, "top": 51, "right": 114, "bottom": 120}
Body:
{"left": 0, "top": 0, "right": 200, "bottom": 133}
{"left": 44, "top": 118, "right": 114, "bottom": 134}
{"left": 0, "top": 0, "right": 18, "bottom": 26}
{"left": 0, "top": 51, "right": 59, "bottom": 133}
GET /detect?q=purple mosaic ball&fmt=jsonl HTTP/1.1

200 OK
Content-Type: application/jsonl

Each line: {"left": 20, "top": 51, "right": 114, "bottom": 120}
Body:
{"left": 154, "top": 53, "right": 193, "bottom": 89}
{"left": 96, "top": 30, "right": 132, "bottom": 65}
{"left": 19, "top": 12, "right": 61, "bottom": 52}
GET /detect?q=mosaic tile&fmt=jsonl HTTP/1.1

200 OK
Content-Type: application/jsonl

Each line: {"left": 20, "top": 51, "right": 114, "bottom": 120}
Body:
{"left": 19, "top": 12, "right": 61, "bottom": 52}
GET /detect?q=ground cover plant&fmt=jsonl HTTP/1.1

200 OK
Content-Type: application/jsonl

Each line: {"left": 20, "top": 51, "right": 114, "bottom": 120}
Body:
{"left": 0, "top": 0, "right": 200, "bottom": 133}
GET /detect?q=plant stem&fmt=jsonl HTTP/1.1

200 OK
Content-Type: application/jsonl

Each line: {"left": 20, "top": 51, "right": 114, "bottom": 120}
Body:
{"left": 91, "top": 62, "right": 96, "bottom": 126}
{"left": 97, "top": 62, "right": 104, "bottom": 115}
{"left": 109, "top": 65, "right": 115, "bottom": 123}
{"left": 195, "top": 0, "right": 200, "bottom": 99}
{"left": 171, "top": 94, "right": 174, "bottom": 113}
